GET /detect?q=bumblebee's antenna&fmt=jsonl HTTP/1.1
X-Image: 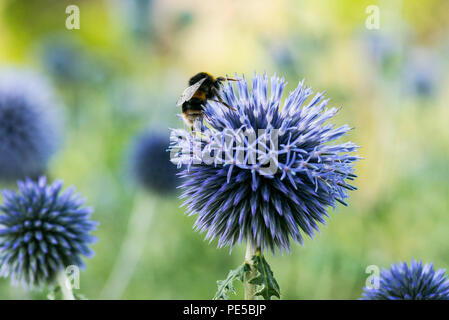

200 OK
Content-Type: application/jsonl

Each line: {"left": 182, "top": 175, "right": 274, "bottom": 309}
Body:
{"left": 217, "top": 76, "right": 240, "bottom": 82}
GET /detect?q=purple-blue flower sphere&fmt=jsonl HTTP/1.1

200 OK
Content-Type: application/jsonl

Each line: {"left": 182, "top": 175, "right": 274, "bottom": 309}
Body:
{"left": 170, "top": 73, "right": 360, "bottom": 252}
{"left": 130, "top": 130, "right": 178, "bottom": 194}
{"left": 0, "top": 69, "right": 62, "bottom": 182}
{"left": 0, "top": 177, "right": 98, "bottom": 289}
{"left": 362, "top": 260, "right": 449, "bottom": 300}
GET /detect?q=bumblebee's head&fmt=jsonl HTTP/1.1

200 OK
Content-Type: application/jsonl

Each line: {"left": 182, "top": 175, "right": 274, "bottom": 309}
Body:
{"left": 216, "top": 76, "right": 226, "bottom": 83}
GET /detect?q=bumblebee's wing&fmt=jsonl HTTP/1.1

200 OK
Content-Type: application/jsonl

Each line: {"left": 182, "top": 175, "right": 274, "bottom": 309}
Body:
{"left": 176, "top": 77, "right": 207, "bottom": 106}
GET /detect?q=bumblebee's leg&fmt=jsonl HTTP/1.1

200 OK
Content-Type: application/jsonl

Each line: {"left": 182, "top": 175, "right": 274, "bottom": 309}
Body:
{"left": 203, "top": 112, "right": 211, "bottom": 122}
{"left": 212, "top": 88, "right": 236, "bottom": 111}
{"left": 212, "top": 98, "right": 237, "bottom": 111}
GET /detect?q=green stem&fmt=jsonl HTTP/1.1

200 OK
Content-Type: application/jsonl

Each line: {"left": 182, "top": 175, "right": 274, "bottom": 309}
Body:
{"left": 100, "top": 192, "right": 155, "bottom": 299}
{"left": 56, "top": 270, "right": 75, "bottom": 300}
{"left": 244, "top": 241, "right": 258, "bottom": 300}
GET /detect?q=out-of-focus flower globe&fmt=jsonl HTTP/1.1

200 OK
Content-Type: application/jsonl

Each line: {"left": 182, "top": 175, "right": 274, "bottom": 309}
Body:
{"left": 40, "top": 36, "right": 87, "bottom": 84}
{"left": 170, "top": 73, "right": 360, "bottom": 252}
{"left": 362, "top": 260, "right": 449, "bottom": 300}
{"left": 0, "top": 68, "right": 62, "bottom": 182}
{"left": 402, "top": 48, "right": 440, "bottom": 98}
{"left": 0, "top": 177, "right": 98, "bottom": 289}
{"left": 39, "top": 36, "right": 109, "bottom": 86}
{"left": 129, "top": 130, "right": 178, "bottom": 194}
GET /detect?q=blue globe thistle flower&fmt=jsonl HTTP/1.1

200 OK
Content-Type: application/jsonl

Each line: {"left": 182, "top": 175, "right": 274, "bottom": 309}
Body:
{"left": 0, "top": 68, "right": 62, "bottom": 182}
{"left": 130, "top": 130, "right": 178, "bottom": 194}
{"left": 362, "top": 260, "right": 449, "bottom": 300}
{"left": 0, "top": 177, "right": 98, "bottom": 289}
{"left": 170, "top": 73, "right": 359, "bottom": 252}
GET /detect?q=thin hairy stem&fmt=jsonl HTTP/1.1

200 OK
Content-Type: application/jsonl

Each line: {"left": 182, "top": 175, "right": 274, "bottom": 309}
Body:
{"left": 244, "top": 241, "right": 258, "bottom": 300}
{"left": 56, "top": 270, "right": 75, "bottom": 300}
{"left": 100, "top": 192, "right": 155, "bottom": 299}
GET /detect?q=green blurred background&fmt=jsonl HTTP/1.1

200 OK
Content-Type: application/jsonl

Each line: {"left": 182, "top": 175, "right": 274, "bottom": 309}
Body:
{"left": 0, "top": 0, "right": 448, "bottom": 299}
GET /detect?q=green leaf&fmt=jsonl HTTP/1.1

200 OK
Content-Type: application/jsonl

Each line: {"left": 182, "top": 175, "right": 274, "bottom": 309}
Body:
{"left": 249, "top": 255, "right": 281, "bottom": 300}
{"left": 213, "top": 263, "right": 250, "bottom": 300}
{"left": 47, "top": 286, "right": 61, "bottom": 300}
{"left": 74, "top": 292, "right": 88, "bottom": 300}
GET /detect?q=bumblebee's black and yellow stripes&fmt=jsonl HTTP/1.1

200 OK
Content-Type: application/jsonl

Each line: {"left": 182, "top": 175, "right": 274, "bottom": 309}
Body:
{"left": 179, "top": 72, "right": 238, "bottom": 131}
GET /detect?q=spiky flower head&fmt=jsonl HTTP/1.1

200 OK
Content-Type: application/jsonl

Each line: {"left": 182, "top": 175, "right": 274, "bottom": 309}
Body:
{"left": 0, "top": 68, "right": 62, "bottom": 182}
{"left": 170, "top": 73, "right": 359, "bottom": 252}
{"left": 0, "top": 177, "right": 98, "bottom": 289}
{"left": 362, "top": 260, "right": 449, "bottom": 300}
{"left": 130, "top": 130, "right": 178, "bottom": 194}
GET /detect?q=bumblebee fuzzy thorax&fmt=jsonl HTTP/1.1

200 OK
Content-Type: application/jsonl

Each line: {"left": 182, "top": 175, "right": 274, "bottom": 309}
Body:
{"left": 177, "top": 72, "right": 238, "bottom": 131}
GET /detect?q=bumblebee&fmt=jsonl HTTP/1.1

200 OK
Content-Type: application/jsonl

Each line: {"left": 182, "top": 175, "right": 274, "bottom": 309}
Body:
{"left": 176, "top": 72, "right": 238, "bottom": 131}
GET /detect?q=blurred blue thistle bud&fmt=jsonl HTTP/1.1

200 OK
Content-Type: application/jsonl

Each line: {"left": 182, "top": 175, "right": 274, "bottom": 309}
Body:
{"left": 0, "top": 177, "right": 98, "bottom": 289}
{"left": 130, "top": 130, "right": 178, "bottom": 194}
{"left": 0, "top": 68, "right": 62, "bottom": 182}
{"left": 362, "top": 260, "right": 449, "bottom": 300}
{"left": 169, "top": 73, "right": 360, "bottom": 253}
{"left": 41, "top": 37, "right": 87, "bottom": 84}
{"left": 402, "top": 48, "right": 440, "bottom": 98}
{"left": 39, "top": 35, "right": 110, "bottom": 86}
